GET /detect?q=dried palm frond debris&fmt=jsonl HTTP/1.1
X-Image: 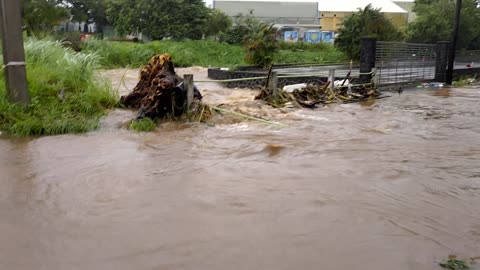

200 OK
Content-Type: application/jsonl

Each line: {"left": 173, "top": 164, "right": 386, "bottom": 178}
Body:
{"left": 120, "top": 53, "right": 203, "bottom": 120}
{"left": 256, "top": 70, "right": 382, "bottom": 108}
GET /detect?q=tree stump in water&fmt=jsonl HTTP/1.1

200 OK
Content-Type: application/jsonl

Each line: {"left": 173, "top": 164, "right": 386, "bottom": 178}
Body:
{"left": 120, "top": 53, "right": 202, "bottom": 119}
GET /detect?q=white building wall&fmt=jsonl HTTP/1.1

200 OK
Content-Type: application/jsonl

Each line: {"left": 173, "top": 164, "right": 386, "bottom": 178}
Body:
{"left": 214, "top": 0, "right": 320, "bottom": 24}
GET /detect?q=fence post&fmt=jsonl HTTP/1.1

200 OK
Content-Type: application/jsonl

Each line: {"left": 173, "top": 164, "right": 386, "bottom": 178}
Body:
{"left": 328, "top": 69, "right": 335, "bottom": 91}
{"left": 0, "top": 0, "right": 30, "bottom": 105}
{"left": 359, "top": 37, "right": 377, "bottom": 84}
{"left": 268, "top": 71, "right": 278, "bottom": 99}
{"left": 184, "top": 74, "right": 194, "bottom": 110}
{"left": 435, "top": 41, "right": 450, "bottom": 83}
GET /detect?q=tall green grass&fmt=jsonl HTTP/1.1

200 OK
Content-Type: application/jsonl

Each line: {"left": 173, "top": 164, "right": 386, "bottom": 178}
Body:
{"left": 84, "top": 39, "right": 248, "bottom": 69}
{"left": 83, "top": 39, "right": 347, "bottom": 69}
{"left": 0, "top": 38, "right": 118, "bottom": 136}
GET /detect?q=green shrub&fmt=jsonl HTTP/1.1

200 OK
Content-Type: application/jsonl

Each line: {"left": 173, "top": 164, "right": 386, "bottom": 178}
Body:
{"left": 243, "top": 24, "right": 278, "bottom": 67}
{"left": 0, "top": 38, "right": 118, "bottom": 136}
{"left": 335, "top": 4, "right": 403, "bottom": 60}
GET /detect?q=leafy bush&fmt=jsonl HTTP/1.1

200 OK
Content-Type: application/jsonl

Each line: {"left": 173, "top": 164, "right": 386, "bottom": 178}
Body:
{"left": 407, "top": 0, "right": 480, "bottom": 49}
{"left": 243, "top": 24, "right": 279, "bottom": 67}
{"left": 205, "top": 9, "right": 233, "bottom": 38}
{"left": 222, "top": 11, "right": 264, "bottom": 44}
{"left": 335, "top": 4, "right": 404, "bottom": 59}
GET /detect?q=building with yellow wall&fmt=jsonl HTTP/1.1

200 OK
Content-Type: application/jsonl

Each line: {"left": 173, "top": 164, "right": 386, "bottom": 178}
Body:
{"left": 319, "top": 0, "right": 408, "bottom": 32}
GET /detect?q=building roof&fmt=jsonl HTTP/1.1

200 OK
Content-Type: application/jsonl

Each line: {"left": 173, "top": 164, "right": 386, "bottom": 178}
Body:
{"left": 213, "top": 0, "right": 318, "bottom": 2}
{"left": 319, "top": 0, "right": 407, "bottom": 13}
{"left": 212, "top": 0, "right": 408, "bottom": 13}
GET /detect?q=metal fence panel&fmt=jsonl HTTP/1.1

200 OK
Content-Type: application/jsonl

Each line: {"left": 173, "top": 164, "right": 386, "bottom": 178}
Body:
{"left": 375, "top": 41, "right": 437, "bottom": 87}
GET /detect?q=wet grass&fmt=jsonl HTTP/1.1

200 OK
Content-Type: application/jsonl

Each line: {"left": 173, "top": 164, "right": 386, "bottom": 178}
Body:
{"left": 439, "top": 255, "right": 479, "bottom": 270}
{"left": 0, "top": 38, "right": 118, "bottom": 137}
{"left": 129, "top": 118, "right": 156, "bottom": 132}
{"left": 83, "top": 39, "right": 347, "bottom": 69}
{"left": 440, "top": 258, "right": 470, "bottom": 270}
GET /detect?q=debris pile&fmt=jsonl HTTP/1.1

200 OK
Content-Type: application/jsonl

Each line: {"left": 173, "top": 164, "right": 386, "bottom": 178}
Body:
{"left": 289, "top": 83, "right": 381, "bottom": 108}
{"left": 120, "top": 53, "right": 204, "bottom": 119}
{"left": 257, "top": 81, "right": 381, "bottom": 108}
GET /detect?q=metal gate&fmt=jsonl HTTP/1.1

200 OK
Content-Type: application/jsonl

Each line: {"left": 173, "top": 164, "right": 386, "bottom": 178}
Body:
{"left": 375, "top": 41, "right": 437, "bottom": 88}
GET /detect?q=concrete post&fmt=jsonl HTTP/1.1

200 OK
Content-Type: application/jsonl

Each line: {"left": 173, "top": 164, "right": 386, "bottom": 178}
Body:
{"left": 435, "top": 41, "right": 450, "bottom": 83}
{"left": 359, "top": 37, "right": 376, "bottom": 84}
{"left": 328, "top": 69, "right": 335, "bottom": 91}
{"left": 0, "top": 0, "right": 30, "bottom": 105}
{"left": 184, "top": 74, "right": 194, "bottom": 110}
{"left": 268, "top": 71, "right": 278, "bottom": 99}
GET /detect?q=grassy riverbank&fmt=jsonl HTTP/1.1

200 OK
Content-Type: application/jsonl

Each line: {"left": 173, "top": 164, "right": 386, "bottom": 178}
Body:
{"left": 0, "top": 38, "right": 118, "bottom": 137}
{"left": 83, "top": 39, "right": 347, "bottom": 69}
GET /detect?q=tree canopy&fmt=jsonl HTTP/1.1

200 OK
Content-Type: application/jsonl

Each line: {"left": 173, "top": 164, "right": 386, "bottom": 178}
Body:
{"left": 335, "top": 4, "right": 403, "bottom": 59}
{"left": 105, "top": 0, "right": 210, "bottom": 40}
{"left": 22, "top": 0, "right": 68, "bottom": 35}
{"left": 406, "top": 0, "right": 480, "bottom": 49}
{"left": 68, "top": 0, "right": 108, "bottom": 32}
{"left": 204, "top": 8, "right": 232, "bottom": 38}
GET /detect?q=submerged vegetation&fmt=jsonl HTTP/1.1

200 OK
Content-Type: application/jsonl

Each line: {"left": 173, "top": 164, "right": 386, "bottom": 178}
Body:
{"left": 0, "top": 38, "right": 118, "bottom": 136}
{"left": 129, "top": 118, "right": 156, "bottom": 132}
{"left": 439, "top": 256, "right": 473, "bottom": 270}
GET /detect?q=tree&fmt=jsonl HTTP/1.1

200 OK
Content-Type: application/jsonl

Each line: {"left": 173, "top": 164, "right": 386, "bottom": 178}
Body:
{"left": 407, "top": 0, "right": 480, "bottom": 49}
{"left": 205, "top": 9, "right": 232, "bottom": 38}
{"left": 243, "top": 23, "right": 278, "bottom": 67}
{"left": 106, "top": 0, "right": 210, "bottom": 40}
{"left": 335, "top": 4, "right": 404, "bottom": 59}
{"left": 22, "top": 0, "right": 68, "bottom": 35}
{"left": 67, "top": 0, "right": 109, "bottom": 34}
{"left": 223, "top": 11, "right": 264, "bottom": 44}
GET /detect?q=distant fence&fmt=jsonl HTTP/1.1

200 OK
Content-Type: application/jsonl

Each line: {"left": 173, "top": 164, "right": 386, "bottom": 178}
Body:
{"left": 455, "top": 50, "right": 480, "bottom": 65}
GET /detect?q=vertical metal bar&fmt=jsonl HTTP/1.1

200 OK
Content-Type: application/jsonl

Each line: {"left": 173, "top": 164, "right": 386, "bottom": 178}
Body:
{"left": 184, "top": 74, "right": 194, "bottom": 110}
{"left": 446, "top": 0, "right": 462, "bottom": 85}
{"left": 409, "top": 46, "right": 413, "bottom": 83}
{"left": 0, "top": 0, "right": 30, "bottom": 105}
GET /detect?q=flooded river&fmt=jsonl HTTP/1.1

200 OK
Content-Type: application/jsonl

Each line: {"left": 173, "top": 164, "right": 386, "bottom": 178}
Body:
{"left": 1, "top": 69, "right": 479, "bottom": 270}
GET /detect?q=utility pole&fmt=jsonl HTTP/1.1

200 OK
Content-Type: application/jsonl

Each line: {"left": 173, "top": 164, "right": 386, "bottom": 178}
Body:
{"left": 446, "top": 0, "right": 462, "bottom": 85}
{"left": 0, "top": 0, "right": 30, "bottom": 105}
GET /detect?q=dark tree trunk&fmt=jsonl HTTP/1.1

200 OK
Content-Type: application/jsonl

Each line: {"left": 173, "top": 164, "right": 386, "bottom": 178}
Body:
{"left": 120, "top": 54, "right": 203, "bottom": 119}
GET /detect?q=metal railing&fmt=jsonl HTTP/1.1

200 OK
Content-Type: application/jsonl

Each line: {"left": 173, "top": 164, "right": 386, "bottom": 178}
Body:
{"left": 195, "top": 69, "right": 375, "bottom": 88}
{"left": 375, "top": 41, "right": 437, "bottom": 87}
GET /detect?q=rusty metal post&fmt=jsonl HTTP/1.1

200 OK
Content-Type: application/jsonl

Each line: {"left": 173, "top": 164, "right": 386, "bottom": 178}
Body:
{"left": 0, "top": 0, "right": 30, "bottom": 105}
{"left": 184, "top": 74, "right": 194, "bottom": 110}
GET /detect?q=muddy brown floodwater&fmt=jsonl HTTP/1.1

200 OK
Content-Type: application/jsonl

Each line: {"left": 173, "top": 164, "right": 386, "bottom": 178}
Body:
{"left": 1, "top": 68, "right": 480, "bottom": 270}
